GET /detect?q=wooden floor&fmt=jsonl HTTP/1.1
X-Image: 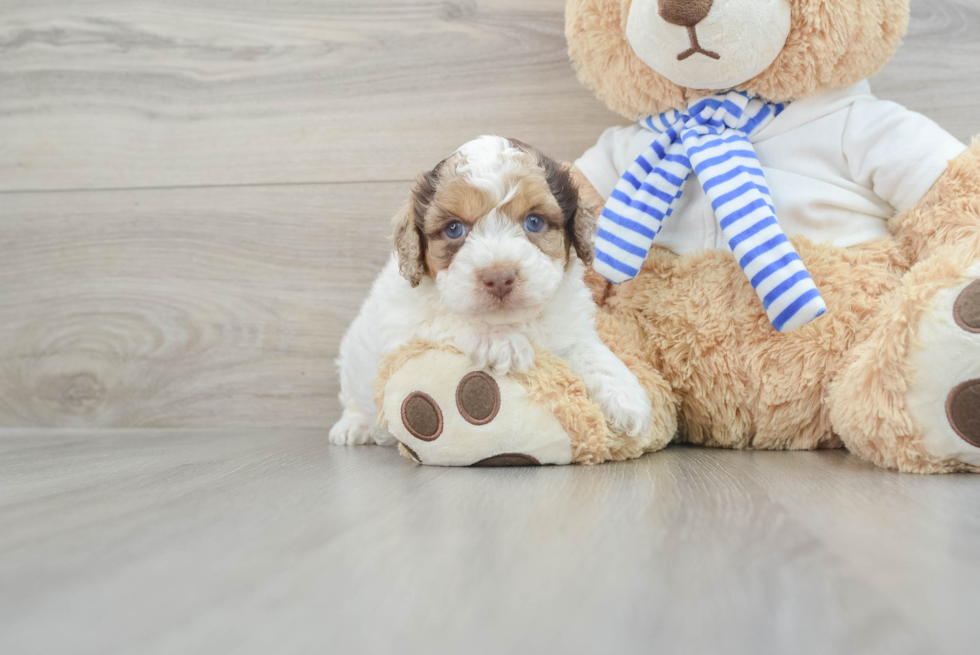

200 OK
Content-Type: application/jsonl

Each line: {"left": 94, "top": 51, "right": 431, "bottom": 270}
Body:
{"left": 2, "top": 429, "right": 980, "bottom": 655}
{"left": 2, "top": 1, "right": 980, "bottom": 652}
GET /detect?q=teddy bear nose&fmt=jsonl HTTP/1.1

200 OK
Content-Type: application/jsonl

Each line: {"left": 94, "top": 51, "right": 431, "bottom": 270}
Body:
{"left": 480, "top": 266, "right": 518, "bottom": 299}
{"left": 659, "top": 0, "right": 714, "bottom": 27}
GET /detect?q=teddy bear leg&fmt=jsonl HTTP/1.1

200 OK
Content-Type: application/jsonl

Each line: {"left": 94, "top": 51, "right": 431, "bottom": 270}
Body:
{"left": 377, "top": 338, "right": 677, "bottom": 466}
{"left": 829, "top": 245, "right": 980, "bottom": 473}
{"left": 380, "top": 347, "right": 578, "bottom": 467}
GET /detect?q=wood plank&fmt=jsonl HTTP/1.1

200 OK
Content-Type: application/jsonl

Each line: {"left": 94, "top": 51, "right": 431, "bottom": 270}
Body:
{"left": 739, "top": 450, "right": 980, "bottom": 654}
{"left": 0, "top": 182, "right": 405, "bottom": 428}
{"left": 872, "top": 0, "right": 980, "bottom": 142}
{"left": 4, "top": 431, "right": 979, "bottom": 654}
{"left": 0, "top": 0, "right": 624, "bottom": 191}
{"left": 1, "top": 1, "right": 977, "bottom": 192}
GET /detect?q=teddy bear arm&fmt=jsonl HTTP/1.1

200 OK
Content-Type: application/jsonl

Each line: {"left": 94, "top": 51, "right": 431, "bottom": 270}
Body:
{"left": 889, "top": 140, "right": 980, "bottom": 261}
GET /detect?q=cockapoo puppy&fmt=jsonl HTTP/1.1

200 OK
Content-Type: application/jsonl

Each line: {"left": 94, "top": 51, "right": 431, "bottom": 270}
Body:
{"left": 330, "top": 136, "right": 652, "bottom": 446}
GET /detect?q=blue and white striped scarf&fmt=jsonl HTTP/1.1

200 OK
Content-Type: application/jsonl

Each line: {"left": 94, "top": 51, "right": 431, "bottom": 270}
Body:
{"left": 593, "top": 91, "right": 827, "bottom": 333}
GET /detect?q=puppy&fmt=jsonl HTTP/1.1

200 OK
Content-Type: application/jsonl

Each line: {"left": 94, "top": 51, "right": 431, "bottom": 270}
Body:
{"left": 329, "top": 136, "right": 651, "bottom": 446}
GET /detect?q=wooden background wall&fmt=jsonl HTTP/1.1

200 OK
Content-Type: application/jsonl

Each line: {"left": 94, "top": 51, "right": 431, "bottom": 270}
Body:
{"left": 1, "top": 0, "right": 978, "bottom": 429}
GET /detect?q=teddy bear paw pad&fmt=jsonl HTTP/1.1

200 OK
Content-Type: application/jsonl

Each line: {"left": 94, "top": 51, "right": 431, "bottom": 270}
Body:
{"left": 954, "top": 279, "right": 980, "bottom": 332}
{"left": 946, "top": 379, "right": 980, "bottom": 448}
{"left": 471, "top": 454, "right": 541, "bottom": 467}
{"left": 455, "top": 372, "right": 501, "bottom": 425}
{"left": 382, "top": 348, "right": 572, "bottom": 467}
{"left": 907, "top": 264, "right": 980, "bottom": 465}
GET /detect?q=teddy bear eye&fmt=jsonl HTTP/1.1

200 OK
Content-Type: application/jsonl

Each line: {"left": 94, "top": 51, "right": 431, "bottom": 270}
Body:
{"left": 524, "top": 215, "right": 545, "bottom": 233}
{"left": 445, "top": 221, "right": 465, "bottom": 239}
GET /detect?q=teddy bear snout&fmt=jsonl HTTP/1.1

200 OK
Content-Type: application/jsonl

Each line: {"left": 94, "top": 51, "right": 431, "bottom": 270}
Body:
{"left": 658, "top": 0, "right": 714, "bottom": 28}
{"left": 657, "top": 0, "right": 721, "bottom": 61}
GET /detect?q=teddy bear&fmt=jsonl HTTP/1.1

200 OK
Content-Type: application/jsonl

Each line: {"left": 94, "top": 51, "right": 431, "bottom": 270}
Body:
{"left": 376, "top": 0, "right": 980, "bottom": 473}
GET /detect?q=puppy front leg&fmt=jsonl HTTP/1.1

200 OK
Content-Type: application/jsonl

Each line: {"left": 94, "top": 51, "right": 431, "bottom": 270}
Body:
{"left": 329, "top": 306, "right": 397, "bottom": 447}
{"left": 561, "top": 336, "right": 652, "bottom": 437}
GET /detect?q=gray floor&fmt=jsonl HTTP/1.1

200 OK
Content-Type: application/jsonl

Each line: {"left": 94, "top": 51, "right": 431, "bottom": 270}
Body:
{"left": 3, "top": 429, "right": 980, "bottom": 655}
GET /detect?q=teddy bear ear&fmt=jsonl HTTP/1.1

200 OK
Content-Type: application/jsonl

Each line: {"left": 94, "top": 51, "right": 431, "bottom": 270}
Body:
{"left": 390, "top": 160, "right": 446, "bottom": 287}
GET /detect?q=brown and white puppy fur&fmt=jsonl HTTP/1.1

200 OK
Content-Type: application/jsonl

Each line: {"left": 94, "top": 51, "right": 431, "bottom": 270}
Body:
{"left": 329, "top": 136, "right": 651, "bottom": 446}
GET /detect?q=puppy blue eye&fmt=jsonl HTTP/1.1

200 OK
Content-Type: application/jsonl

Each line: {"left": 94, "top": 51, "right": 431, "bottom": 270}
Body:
{"left": 524, "top": 215, "right": 544, "bottom": 233}
{"left": 445, "top": 221, "right": 465, "bottom": 239}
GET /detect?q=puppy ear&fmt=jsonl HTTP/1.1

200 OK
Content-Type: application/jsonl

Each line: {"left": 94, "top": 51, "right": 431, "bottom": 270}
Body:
{"left": 568, "top": 165, "right": 602, "bottom": 267}
{"left": 391, "top": 161, "right": 444, "bottom": 287}
{"left": 569, "top": 189, "right": 597, "bottom": 267}
{"left": 507, "top": 138, "right": 596, "bottom": 266}
{"left": 546, "top": 159, "right": 597, "bottom": 266}
{"left": 391, "top": 203, "right": 425, "bottom": 287}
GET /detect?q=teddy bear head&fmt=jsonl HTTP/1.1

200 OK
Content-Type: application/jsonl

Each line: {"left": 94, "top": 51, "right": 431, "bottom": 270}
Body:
{"left": 566, "top": 0, "right": 910, "bottom": 119}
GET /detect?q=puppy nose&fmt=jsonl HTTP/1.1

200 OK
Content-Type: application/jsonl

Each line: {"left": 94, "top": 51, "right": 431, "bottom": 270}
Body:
{"left": 480, "top": 266, "right": 518, "bottom": 299}
{"left": 659, "top": 0, "right": 714, "bottom": 27}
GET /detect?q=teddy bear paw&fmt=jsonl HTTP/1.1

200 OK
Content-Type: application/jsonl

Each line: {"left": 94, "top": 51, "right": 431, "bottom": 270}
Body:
{"left": 906, "top": 264, "right": 980, "bottom": 466}
{"left": 382, "top": 348, "right": 574, "bottom": 466}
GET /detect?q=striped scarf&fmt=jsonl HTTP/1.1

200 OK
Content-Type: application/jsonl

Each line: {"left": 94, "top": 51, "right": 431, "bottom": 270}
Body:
{"left": 593, "top": 91, "right": 827, "bottom": 333}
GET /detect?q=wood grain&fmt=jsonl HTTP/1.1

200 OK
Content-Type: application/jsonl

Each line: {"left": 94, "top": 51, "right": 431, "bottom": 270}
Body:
{"left": 0, "top": 183, "right": 404, "bottom": 427}
{"left": 0, "top": 0, "right": 623, "bottom": 191}
{"left": 2, "top": 431, "right": 979, "bottom": 655}
{"left": 1, "top": 1, "right": 977, "bottom": 193}
{"left": 874, "top": 0, "right": 980, "bottom": 143}
{"left": 0, "top": 0, "right": 978, "bottom": 429}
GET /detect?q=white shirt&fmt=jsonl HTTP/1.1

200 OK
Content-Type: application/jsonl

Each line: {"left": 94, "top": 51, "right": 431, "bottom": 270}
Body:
{"left": 575, "top": 81, "right": 968, "bottom": 255}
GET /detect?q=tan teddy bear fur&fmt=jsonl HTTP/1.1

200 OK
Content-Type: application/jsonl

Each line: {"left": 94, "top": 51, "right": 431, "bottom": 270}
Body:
{"left": 567, "top": 0, "right": 909, "bottom": 119}
{"left": 374, "top": 1, "right": 980, "bottom": 472}
{"left": 567, "top": 0, "right": 980, "bottom": 473}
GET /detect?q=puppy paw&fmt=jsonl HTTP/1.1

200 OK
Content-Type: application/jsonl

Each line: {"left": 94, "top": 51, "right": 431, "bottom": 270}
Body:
{"left": 594, "top": 379, "right": 652, "bottom": 438}
{"left": 329, "top": 409, "right": 379, "bottom": 445}
{"left": 463, "top": 332, "right": 535, "bottom": 376}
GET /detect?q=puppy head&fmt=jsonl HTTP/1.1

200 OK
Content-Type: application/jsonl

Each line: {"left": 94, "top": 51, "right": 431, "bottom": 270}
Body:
{"left": 392, "top": 136, "right": 595, "bottom": 319}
